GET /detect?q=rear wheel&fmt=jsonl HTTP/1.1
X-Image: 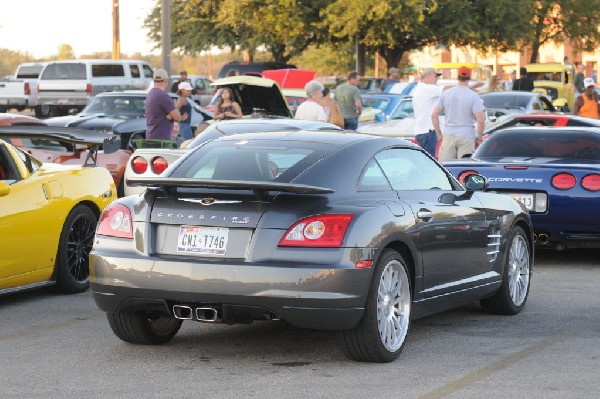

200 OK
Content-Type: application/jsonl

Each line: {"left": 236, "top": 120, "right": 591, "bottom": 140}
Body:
{"left": 107, "top": 311, "right": 182, "bottom": 345}
{"left": 337, "top": 249, "right": 411, "bottom": 362}
{"left": 34, "top": 105, "right": 51, "bottom": 118}
{"left": 481, "top": 226, "right": 531, "bottom": 315}
{"left": 55, "top": 205, "right": 97, "bottom": 293}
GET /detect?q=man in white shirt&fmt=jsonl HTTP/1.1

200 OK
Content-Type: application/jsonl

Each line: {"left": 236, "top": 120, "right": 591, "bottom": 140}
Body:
{"left": 295, "top": 80, "right": 327, "bottom": 122}
{"left": 412, "top": 67, "right": 446, "bottom": 156}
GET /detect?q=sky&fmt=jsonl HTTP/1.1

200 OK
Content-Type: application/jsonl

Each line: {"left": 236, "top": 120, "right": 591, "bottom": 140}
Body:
{"left": 0, "top": 0, "right": 158, "bottom": 58}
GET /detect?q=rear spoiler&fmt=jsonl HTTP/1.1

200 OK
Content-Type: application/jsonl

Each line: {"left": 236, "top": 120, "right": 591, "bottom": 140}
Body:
{"left": 0, "top": 125, "right": 121, "bottom": 166}
{"left": 127, "top": 177, "right": 334, "bottom": 195}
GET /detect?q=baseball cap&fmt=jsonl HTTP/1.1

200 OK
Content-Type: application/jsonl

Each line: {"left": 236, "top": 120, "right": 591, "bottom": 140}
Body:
{"left": 421, "top": 67, "right": 442, "bottom": 77}
{"left": 153, "top": 68, "right": 169, "bottom": 82}
{"left": 178, "top": 81, "right": 193, "bottom": 91}
{"left": 388, "top": 67, "right": 399, "bottom": 75}
{"left": 584, "top": 77, "right": 595, "bottom": 88}
{"left": 457, "top": 66, "right": 472, "bottom": 79}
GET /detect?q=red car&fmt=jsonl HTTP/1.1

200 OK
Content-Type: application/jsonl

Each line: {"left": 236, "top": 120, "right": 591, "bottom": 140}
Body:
{"left": 484, "top": 113, "right": 600, "bottom": 139}
{"left": 0, "top": 113, "right": 131, "bottom": 196}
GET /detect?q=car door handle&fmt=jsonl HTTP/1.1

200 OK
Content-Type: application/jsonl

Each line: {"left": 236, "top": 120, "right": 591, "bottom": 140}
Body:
{"left": 417, "top": 209, "right": 433, "bottom": 220}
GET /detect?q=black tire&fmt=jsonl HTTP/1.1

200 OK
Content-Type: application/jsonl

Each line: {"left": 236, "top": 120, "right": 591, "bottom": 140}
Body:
{"left": 107, "top": 311, "right": 182, "bottom": 345}
{"left": 34, "top": 105, "right": 51, "bottom": 118}
{"left": 337, "top": 249, "right": 411, "bottom": 363}
{"left": 481, "top": 226, "right": 531, "bottom": 315}
{"left": 55, "top": 205, "right": 97, "bottom": 293}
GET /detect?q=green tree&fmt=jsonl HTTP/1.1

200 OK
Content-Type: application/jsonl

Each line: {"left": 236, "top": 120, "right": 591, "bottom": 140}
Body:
{"left": 56, "top": 44, "right": 75, "bottom": 60}
{"left": 523, "top": 0, "right": 600, "bottom": 63}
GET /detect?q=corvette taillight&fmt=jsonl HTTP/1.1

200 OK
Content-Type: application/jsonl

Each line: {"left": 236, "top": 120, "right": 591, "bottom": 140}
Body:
{"left": 551, "top": 173, "right": 576, "bottom": 190}
{"left": 581, "top": 174, "right": 600, "bottom": 191}
{"left": 457, "top": 170, "right": 479, "bottom": 183}
{"left": 151, "top": 157, "right": 168, "bottom": 174}
{"left": 96, "top": 203, "right": 133, "bottom": 239}
{"left": 131, "top": 156, "right": 148, "bottom": 174}
{"left": 278, "top": 214, "right": 354, "bottom": 247}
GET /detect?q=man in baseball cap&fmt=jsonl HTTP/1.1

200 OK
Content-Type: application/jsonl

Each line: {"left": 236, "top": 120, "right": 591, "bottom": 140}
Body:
{"left": 573, "top": 77, "right": 600, "bottom": 119}
{"left": 153, "top": 68, "right": 169, "bottom": 82}
{"left": 146, "top": 68, "right": 184, "bottom": 140}
{"left": 411, "top": 67, "right": 446, "bottom": 156}
{"left": 432, "top": 65, "right": 486, "bottom": 162}
{"left": 420, "top": 67, "right": 442, "bottom": 78}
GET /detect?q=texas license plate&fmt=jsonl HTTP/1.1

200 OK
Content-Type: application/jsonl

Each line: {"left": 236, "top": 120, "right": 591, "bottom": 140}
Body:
{"left": 509, "top": 193, "right": 534, "bottom": 210}
{"left": 177, "top": 225, "right": 229, "bottom": 255}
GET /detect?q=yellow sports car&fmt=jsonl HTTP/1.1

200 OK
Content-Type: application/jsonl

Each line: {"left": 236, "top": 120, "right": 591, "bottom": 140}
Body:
{"left": 0, "top": 125, "right": 118, "bottom": 295}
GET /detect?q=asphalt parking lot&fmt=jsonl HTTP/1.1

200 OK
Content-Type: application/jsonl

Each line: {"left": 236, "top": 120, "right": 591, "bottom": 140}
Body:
{"left": 0, "top": 248, "right": 598, "bottom": 399}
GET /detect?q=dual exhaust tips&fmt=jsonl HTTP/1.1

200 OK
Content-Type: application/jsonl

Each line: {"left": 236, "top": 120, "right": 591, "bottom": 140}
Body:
{"left": 173, "top": 305, "right": 218, "bottom": 323}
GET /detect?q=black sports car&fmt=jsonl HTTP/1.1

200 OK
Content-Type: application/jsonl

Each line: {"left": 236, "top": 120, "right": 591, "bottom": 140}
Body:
{"left": 90, "top": 131, "right": 533, "bottom": 363}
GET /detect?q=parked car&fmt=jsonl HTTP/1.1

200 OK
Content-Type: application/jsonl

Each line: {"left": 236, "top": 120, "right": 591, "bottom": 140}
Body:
{"left": 361, "top": 89, "right": 415, "bottom": 122}
{"left": 525, "top": 62, "right": 575, "bottom": 111}
{"left": 37, "top": 59, "right": 154, "bottom": 116}
{"left": 483, "top": 113, "right": 600, "bottom": 138}
{"left": 281, "top": 88, "right": 307, "bottom": 115}
{"left": 0, "top": 125, "right": 117, "bottom": 295}
{"left": 44, "top": 90, "right": 212, "bottom": 150}
{"left": 336, "top": 77, "right": 383, "bottom": 93}
{"left": 123, "top": 118, "right": 341, "bottom": 196}
{"left": 0, "top": 113, "right": 130, "bottom": 196}
{"left": 91, "top": 130, "right": 533, "bottom": 363}
{"left": 0, "top": 62, "right": 48, "bottom": 117}
{"left": 170, "top": 74, "right": 214, "bottom": 106}
{"left": 217, "top": 61, "right": 297, "bottom": 79}
{"left": 206, "top": 75, "right": 293, "bottom": 118}
{"left": 444, "top": 126, "right": 600, "bottom": 250}
{"left": 433, "top": 63, "right": 493, "bottom": 92}
{"left": 481, "top": 91, "right": 557, "bottom": 118}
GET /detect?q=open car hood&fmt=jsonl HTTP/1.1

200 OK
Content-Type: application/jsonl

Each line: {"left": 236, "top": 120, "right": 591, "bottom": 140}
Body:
{"left": 210, "top": 76, "right": 293, "bottom": 118}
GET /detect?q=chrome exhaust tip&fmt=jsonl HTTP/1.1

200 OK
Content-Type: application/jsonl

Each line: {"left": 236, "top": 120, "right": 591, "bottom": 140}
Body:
{"left": 538, "top": 233, "right": 549, "bottom": 245}
{"left": 195, "top": 307, "right": 218, "bottom": 323}
{"left": 173, "top": 305, "right": 193, "bottom": 320}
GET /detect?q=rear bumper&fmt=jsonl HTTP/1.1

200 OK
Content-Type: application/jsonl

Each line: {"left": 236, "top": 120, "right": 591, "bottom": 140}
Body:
{"left": 90, "top": 251, "right": 372, "bottom": 330}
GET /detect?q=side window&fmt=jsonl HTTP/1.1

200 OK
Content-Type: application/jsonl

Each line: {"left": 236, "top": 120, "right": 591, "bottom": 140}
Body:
{"left": 195, "top": 79, "right": 206, "bottom": 90}
{"left": 142, "top": 64, "right": 154, "bottom": 78}
{"left": 130, "top": 64, "right": 141, "bottom": 78}
{"left": 92, "top": 64, "right": 125, "bottom": 77}
{"left": 357, "top": 159, "right": 392, "bottom": 191}
{"left": 375, "top": 148, "right": 453, "bottom": 190}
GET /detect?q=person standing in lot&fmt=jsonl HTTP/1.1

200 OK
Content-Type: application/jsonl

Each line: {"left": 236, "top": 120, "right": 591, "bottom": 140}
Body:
{"left": 176, "top": 81, "right": 194, "bottom": 140}
{"left": 319, "top": 87, "right": 344, "bottom": 127}
{"left": 432, "top": 66, "right": 486, "bottom": 162}
{"left": 574, "top": 64, "right": 586, "bottom": 99}
{"left": 380, "top": 67, "right": 400, "bottom": 93}
{"left": 503, "top": 69, "right": 517, "bottom": 91}
{"left": 295, "top": 80, "right": 327, "bottom": 122}
{"left": 146, "top": 69, "right": 184, "bottom": 140}
{"left": 572, "top": 78, "right": 600, "bottom": 119}
{"left": 412, "top": 67, "right": 446, "bottom": 157}
{"left": 336, "top": 72, "right": 363, "bottom": 130}
{"left": 171, "top": 70, "right": 189, "bottom": 93}
{"left": 512, "top": 67, "right": 534, "bottom": 92}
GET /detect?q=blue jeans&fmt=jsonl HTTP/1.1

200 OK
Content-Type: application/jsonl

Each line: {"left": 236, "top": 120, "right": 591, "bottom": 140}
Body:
{"left": 344, "top": 117, "right": 359, "bottom": 130}
{"left": 416, "top": 130, "right": 438, "bottom": 157}
{"left": 178, "top": 122, "right": 194, "bottom": 140}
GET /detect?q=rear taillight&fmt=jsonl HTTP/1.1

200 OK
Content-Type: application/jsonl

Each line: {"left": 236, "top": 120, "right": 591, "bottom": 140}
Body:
{"left": 278, "top": 214, "right": 354, "bottom": 247}
{"left": 457, "top": 170, "right": 479, "bottom": 183}
{"left": 131, "top": 156, "right": 148, "bottom": 174}
{"left": 151, "top": 157, "right": 168, "bottom": 174}
{"left": 96, "top": 203, "right": 133, "bottom": 239}
{"left": 36, "top": 83, "right": 40, "bottom": 93}
{"left": 581, "top": 174, "right": 600, "bottom": 191}
{"left": 86, "top": 83, "right": 92, "bottom": 94}
{"left": 551, "top": 173, "right": 576, "bottom": 190}
{"left": 24, "top": 82, "right": 30, "bottom": 95}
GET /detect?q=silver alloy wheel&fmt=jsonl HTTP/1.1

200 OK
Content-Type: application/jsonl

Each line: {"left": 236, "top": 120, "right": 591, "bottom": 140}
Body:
{"left": 377, "top": 259, "right": 411, "bottom": 352}
{"left": 508, "top": 234, "right": 530, "bottom": 306}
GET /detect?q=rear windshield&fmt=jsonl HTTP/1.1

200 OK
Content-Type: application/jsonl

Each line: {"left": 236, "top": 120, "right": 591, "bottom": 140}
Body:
{"left": 481, "top": 94, "right": 530, "bottom": 109}
{"left": 92, "top": 64, "right": 125, "bottom": 77}
{"left": 362, "top": 97, "right": 390, "bottom": 111}
{"left": 171, "top": 139, "right": 331, "bottom": 183}
{"left": 16, "top": 65, "right": 44, "bottom": 79}
{"left": 41, "top": 63, "right": 86, "bottom": 79}
{"left": 475, "top": 131, "right": 600, "bottom": 160}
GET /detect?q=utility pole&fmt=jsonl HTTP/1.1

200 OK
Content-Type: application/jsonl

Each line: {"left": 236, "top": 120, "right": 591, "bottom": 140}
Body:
{"left": 161, "top": 0, "right": 172, "bottom": 75}
{"left": 112, "top": 0, "right": 120, "bottom": 59}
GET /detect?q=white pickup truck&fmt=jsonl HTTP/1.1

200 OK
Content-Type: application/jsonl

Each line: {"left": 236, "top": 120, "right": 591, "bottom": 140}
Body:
{"left": 0, "top": 62, "right": 48, "bottom": 117}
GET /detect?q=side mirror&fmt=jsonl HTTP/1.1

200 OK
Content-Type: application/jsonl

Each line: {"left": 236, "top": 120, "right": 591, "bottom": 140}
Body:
{"left": 464, "top": 173, "right": 488, "bottom": 191}
{"left": 0, "top": 181, "right": 11, "bottom": 197}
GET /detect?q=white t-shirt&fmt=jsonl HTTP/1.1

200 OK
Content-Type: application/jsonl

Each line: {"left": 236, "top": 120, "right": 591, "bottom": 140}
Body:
{"left": 412, "top": 82, "right": 444, "bottom": 135}
{"left": 437, "top": 86, "right": 485, "bottom": 138}
{"left": 295, "top": 100, "right": 327, "bottom": 122}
